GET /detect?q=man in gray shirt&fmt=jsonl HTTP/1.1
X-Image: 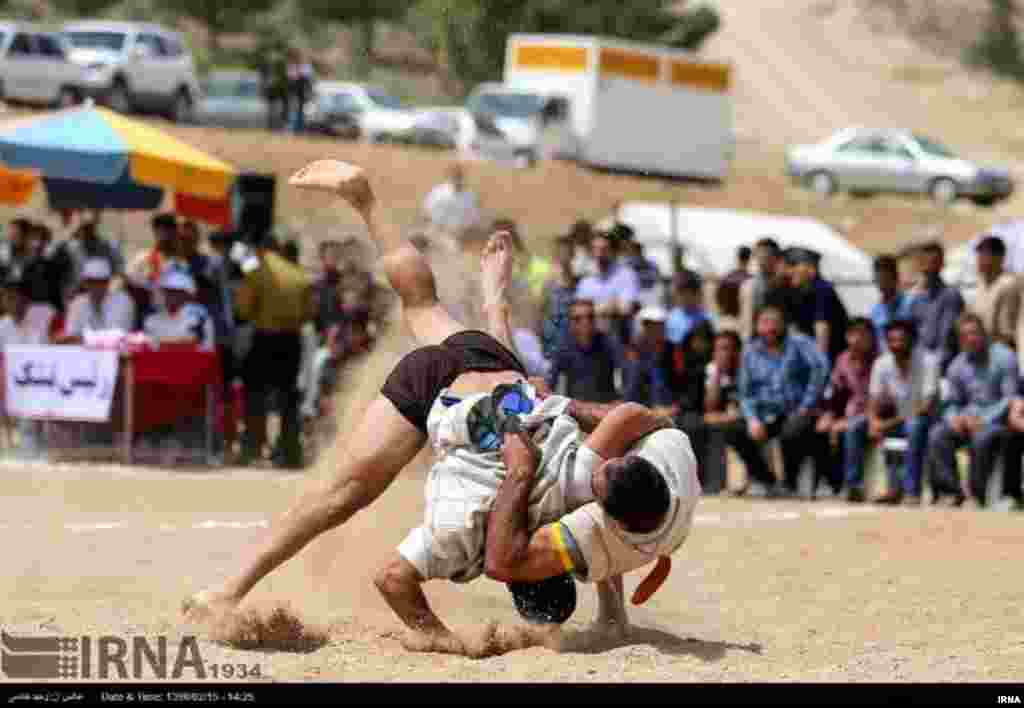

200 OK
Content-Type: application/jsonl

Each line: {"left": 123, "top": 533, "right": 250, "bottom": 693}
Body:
{"left": 928, "top": 312, "right": 1018, "bottom": 507}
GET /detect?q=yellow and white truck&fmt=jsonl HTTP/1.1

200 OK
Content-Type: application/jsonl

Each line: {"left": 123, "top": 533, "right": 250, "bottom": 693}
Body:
{"left": 466, "top": 33, "right": 734, "bottom": 179}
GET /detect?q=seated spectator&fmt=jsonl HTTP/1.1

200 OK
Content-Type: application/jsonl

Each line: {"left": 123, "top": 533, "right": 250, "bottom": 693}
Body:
{"left": 143, "top": 271, "right": 215, "bottom": 351}
{"left": 57, "top": 258, "right": 135, "bottom": 344}
{"left": 911, "top": 240, "right": 964, "bottom": 373}
{"left": 622, "top": 306, "right": 678, "bottom": 408}
{"left": 786, "top": 247, "right": 849, "bottom": 364}
{"left": 575, "top": 226, "right": 640, "bottom": 334}
{"left": 970, "top": 235, "right": 1019, "bottom": 351}
{"left": 702, "top": 330, "right": 778, "bottom": 495}
{"left": 817, "top": 317, "right": 878, "bottom": 503}
{"left": 998, "top": 397, "right": 1024, "bottom": 511}
{"left": 929, "top": 313, "right": 1018, "bottom": 507}
{"left": 870, "top": 254, "right": 917, "bottom": 348}
{"left": 546, "top": 298, "right": 621, "bottom": 403}
{"left": 867, "top": 319, "right": 939, "bottom": 505}
{"left": 666, "top": 270, "right": 711, "bottom": 346}
{"left": 0, "top": 275, "right": 56, "bottom": 346}
{"left": 739, "top": 303, "right": 831, "bottom": 498}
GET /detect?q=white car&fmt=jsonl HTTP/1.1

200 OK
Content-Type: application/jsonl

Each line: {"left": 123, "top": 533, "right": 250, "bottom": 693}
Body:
{"left": 786, "top": 128, "right": 1014, "bottom": 206}
{"left": 62, "top": 20, "right": 201, "bottom": 122}
{"left": 306, "top": 82, "right": 414, "bottom": 143}
{"left": 399, "top": 106, "right": 533, "bottom": 167}
{"left": 0, "top": 23, "right": 86, "bottom": 107}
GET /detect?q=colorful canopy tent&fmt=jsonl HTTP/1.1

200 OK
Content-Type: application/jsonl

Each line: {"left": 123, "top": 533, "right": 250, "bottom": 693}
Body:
{"left": 0, "top": 105, "right": 236, "bottom": 225}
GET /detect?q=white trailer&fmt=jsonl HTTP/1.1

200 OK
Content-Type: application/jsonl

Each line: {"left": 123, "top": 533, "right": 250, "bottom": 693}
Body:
{"left": 474, "top": 33, "right": 734, "bottom": 179}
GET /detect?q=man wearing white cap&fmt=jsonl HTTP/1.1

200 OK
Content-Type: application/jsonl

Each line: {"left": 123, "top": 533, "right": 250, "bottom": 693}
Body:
{"left": 58, "top": 257, "right": 136, "bottom": 344}
{"left": 143, "top": 271, "right": 215, "bottom": 351}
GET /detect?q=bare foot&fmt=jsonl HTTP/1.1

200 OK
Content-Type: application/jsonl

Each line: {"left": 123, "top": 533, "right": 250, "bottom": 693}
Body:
{"left": 480, "top": 230, "right": 513, "bottom": 309}
{"left": 181, "top": 588, "right": 240, "bottom": 623}
{"left": 591, "top": 614, "right": 630, "bottom": 641}
{"left": 399, "top": 629, "right": 468, "bottom": 656}
{"left": 289, "top": 160, "right": 375, "bottom": 214}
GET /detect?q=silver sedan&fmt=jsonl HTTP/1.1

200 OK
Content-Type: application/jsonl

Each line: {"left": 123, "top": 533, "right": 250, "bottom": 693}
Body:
{"left": 786, "top": 128, "right": 1014, "bottom": 206}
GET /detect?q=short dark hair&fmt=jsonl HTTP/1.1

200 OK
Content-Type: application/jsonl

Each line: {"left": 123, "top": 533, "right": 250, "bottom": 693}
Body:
{"left": 715, "top": 329, "right": 742, "bottom": 351}
{"left": 957, "top": 311, "right": 986, "bottom": 336}
{"left": 569, "top": 298, "right": 595, "bottom": 312}
{"left": 885, "top": 318, "right": 917, "bottom": 342}
{"left": 737, "top": 245, "right": 752, "bottom": 263}
{"left": 917, "top": 240, "right": 944, "bottom": 257}
{"left": 755, "top": 237, "right": 781, "bottom": 254}
{"left": 603, "top": 455, "right": 670, "bottom": 533}
{"left": 874, "top": 254, "right": 899, "bottom": 276}
{"left": 847, "top": 317, "right": 874, "bottom": 336}
{"left": 756, "top": 300, "right": 788, "bottom": 325}
{"left": 976, "top": 235, "right": 1007, "bottom": 257}
{"left": 151, "top": 212, "right": 177, "bottom": 230}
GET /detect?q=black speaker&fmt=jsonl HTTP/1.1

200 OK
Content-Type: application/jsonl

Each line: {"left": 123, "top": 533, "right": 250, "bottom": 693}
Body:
{"left": 236, "top": 172, "right": 276, "bottom": 242}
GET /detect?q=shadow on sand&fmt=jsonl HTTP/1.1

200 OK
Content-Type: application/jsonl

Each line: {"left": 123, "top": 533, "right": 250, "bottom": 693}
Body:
{"left": 557, "top": 625, "right": 762, "bottom": 662}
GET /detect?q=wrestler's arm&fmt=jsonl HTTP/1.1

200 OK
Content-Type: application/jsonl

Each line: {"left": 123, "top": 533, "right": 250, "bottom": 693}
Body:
{"left": 582, "top": 402, "right": 673, "bottom": 461}
{"left": 565, "top": 399, "right": 627, "bottom": 433}
{"left": 484, "top": 430, "right": 570, "bottom": 583}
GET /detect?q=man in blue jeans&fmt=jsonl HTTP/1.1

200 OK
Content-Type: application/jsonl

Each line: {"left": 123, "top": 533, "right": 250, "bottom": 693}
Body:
{"left": 866, "top": 319, "right": 939, "bottom": 505}
{"left": 928, "top": 312, "right": 1019, "bottom": 507}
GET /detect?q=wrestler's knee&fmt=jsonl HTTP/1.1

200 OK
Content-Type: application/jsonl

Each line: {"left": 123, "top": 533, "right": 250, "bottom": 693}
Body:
{"left": 508, "top": 574, "right": 577, "bottom": 625}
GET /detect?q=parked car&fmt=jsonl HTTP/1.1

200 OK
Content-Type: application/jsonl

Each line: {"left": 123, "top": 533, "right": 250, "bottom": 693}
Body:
{"left": 305, "top": 82, "right": 414, "bottom": 143}
{"left": 62, "top": 20, "right": 201, "bottom": 122}
{"left": 786, "top": 128, "right": 1014, "bottom": 206}
{"left": 194, "top": 70, "right": 268, "bottom": 129}
{"left": 0, "top": 22, "right": 86, "bottom": 107}
{"left": 396, "top": 106, "right": 533, "bottom": 167}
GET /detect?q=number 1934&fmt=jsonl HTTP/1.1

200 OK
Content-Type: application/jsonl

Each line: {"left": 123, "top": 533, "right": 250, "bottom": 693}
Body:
{"left": 207, "top": 663, "right": 261, "bottom": 679}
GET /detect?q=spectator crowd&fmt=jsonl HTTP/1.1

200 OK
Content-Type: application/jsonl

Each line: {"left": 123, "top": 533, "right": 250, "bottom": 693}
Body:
{"left": 0, "top": 210, "right": 384, "bottom": 468}
{"left": 517, "top": 213, "right": 1024, "bottom": 512}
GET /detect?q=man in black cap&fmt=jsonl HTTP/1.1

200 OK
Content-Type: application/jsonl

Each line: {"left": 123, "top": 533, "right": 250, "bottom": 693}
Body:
{"left": 787, "top": 247, "right": 849, "bottom": 364}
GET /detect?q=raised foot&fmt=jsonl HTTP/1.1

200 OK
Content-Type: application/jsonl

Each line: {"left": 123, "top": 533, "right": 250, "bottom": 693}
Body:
{"left": 480, "top": 229, "right": 514, "bottom": 309}
{"left": 289, "top": 160, "right": 374, "bottom": 213}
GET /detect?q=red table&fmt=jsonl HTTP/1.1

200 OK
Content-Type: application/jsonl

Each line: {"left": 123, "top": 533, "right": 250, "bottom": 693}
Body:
{"left": 121, "top": 347, "right": 222, "bottom": 464}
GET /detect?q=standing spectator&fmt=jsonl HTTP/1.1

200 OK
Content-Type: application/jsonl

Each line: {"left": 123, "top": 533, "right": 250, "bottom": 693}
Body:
{"left": 787, "top": 247, "right": 849, "bottom": 364}
{"left": 622, "top": 306, "right": 678, "bottom": 408}
{"left": 739, "top": 237, "right": 791, "bottom": 340}
{"left": 998, "top": 397, "right": 1024, "bottom": 510}
{"left": 929, "top": 313, "right": 1018, "bottom": 507}
{"left": 143, "top": 271, "right": 215, "bottom": 351}
{"left": 56, "top": 258, "right": 135, "bottom": 343}
{"left": 545, "top": 298, "right": 621, "bottom": 403}
{"left": 911, "top": 240, "right": 964, "bottom": 373}
{"left": 621, "top": 236, "right": 662, "bottom": 308}
{"left": 716, "top": 245, "right": 752, "bottom": 323}
{"left": 666, "top": 270, "right": 711, "bottom": 346}
{"left": 0, "top": 218, "right": 32, "bottom": 277}
{"left": 738, "top": 304, "right": 831, "bottom": 497}
{"left": 817, "top": 318, "right": 878, "bottom": 502}
{"left": 206, "top": 230, "right": 240, "bottom": 459}
{"left": 568, "top": 219, "right": 597, "bottom": 279}
{"left": 286, "top": 48, "right": 314, "bottom": 134}
{"left": 52, "top": 219, "right": 125, "bottom": 305}
{"left": 539, "top": 234, "right": 577, "bottom": 360}
{"left": 422, "top": 163, "right": 482, "bottom": 234}
{"left": 870, "top": 254, "right": 917, "bottom": 347}
{"left": 22, "top": 224, "right": 66, "bottom": 314}
{"left": 126, "top": 212, "right": 181, "bottom": 320}
{"left": 234, "top": 233, "right": 314, "bottom": 469}
{"left": 575, "top": 227, "right": 640, "bottom": 333}
{"left": 969, "top": 235, "right": 1020, "bottom": 350}
{"left": 867, "top": 319, "right": 939, "bottom": 505}
{"left": 704, "top": 330, "right": 778, "bottom": 495}
{"left": 313, "top": 241, "right": 346, "bottom": 335}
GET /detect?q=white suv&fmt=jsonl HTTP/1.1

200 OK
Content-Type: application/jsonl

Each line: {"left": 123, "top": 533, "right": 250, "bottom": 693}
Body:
{"left": 62, "top": 21, "right": 201, "bottom": 122}
{"left": 0, "top": 22, "right": 86, "bottom": 107}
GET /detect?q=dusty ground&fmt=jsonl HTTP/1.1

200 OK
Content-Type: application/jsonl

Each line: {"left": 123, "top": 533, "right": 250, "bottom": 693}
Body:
{"left": 2, "top": 455, "right": 1023, "bottom": 683}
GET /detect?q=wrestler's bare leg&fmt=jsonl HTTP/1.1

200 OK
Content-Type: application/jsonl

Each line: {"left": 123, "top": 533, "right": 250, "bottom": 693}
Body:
{"left": 480, "top": 230, "right": 516, "bottom": 355}
{"left": 184, "top": 163, "right": 520, "bottom": 620}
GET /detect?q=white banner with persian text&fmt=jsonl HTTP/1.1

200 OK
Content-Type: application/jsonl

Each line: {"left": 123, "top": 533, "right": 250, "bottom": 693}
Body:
{"left": 4, "top": 346, "right": 120, "bottom": 422}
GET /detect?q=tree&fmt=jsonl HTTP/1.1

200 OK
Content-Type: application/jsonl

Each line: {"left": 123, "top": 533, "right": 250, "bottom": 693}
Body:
{"left": 304, "top": 0, "right": 409, "bottom": 78}
{"left": 48, "top": 0, "right": 121, "bottom": 18}
{"left": 968, "top": 0, "right": 1024, "bottom": 79}
{"left": 407, "top": 0, "right": 721, "bottom": 96}
{"left": 157, "top": 0, "right": 277, "bottom": 52}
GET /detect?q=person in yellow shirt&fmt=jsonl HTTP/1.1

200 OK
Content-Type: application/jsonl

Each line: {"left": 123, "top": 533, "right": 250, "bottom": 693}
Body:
{"left": 234, "top": 231, "right": 314, "bottom": 468}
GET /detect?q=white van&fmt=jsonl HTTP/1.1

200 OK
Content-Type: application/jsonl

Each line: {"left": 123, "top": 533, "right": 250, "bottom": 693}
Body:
{"left": 467, "top": 34, "right": 734, "bottom": 179}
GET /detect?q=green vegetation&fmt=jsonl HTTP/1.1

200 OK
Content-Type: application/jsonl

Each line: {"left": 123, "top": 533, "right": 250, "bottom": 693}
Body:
{"left": 967, "top": 0, "right": 1024, "bottom": 79}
